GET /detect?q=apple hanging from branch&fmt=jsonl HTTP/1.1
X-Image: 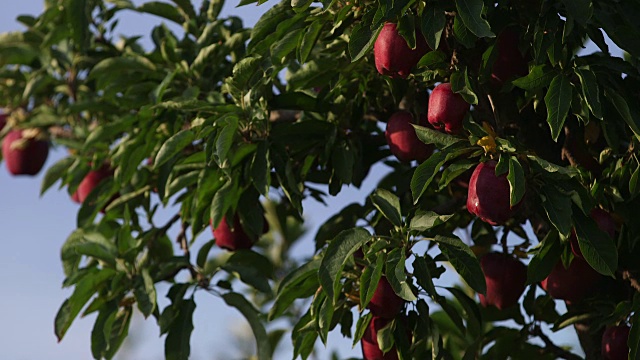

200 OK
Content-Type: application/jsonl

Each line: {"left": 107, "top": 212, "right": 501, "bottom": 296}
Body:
{"left": 479, "top": 252, "right": 527, "bottom": 310}
{"left": 374, "top": 22, "right": 429, "bottom": 79}
{"left": 385, "top": 111, "right": 433, "bottom": 163}
{"left": 427, "top": 83, "right": 470, "bottom": 135}
{"left": 2, "top": 129, "right": 49, "bottom": 176}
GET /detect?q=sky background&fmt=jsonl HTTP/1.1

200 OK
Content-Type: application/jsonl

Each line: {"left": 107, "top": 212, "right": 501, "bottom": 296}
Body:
{"left": 0, "top": 1, "right": 615, "bottom": 359}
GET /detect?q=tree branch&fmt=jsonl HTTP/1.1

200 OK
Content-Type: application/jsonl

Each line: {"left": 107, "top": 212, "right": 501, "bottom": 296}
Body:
{"left": 530, "top": 325, "right": 583, "bottom": 360}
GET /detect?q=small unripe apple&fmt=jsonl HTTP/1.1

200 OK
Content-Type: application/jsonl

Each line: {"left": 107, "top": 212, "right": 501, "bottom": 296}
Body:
{"left": 76, "top": 164, "right": 114, "bottom": 203}
{"left": 367, "top": 276, "right": 405, "bottom": 319}
{"left": 385, "top": 111, "right": 433, "bottom": 163}
{"left": 427, "top": 83, "right": 469, "bottom": 134}
{"left": 491, "top": 28, "right": 529, "bottom": 85}
{"left": 540, "top": 257, "right": 601, "bottom": 304}
{"left": 570, "top": 208, "right": 616, "bottom": 259}
{"left": 479, "top": 252, "right": 527, "bottom": 310}
{"left": 361, "top": 316, "right": 399, "bottom": 360}
{"left": 601, "top": 324, "right": 630, "bottom": 360}
{"left": 467, "top": 160, "right": 519, "bottom": 225}
{"left": 2, "top": 129, "right": 49, "bottom": 176}
{"left": 211, "top": 215, "right": 256, "bottom": 251}
{"left": 374, "top": 23, "right": 429, "bottom": 79}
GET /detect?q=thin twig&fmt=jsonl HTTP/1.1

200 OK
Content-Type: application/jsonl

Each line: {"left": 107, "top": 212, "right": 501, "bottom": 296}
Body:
{"left": 530, "top": 325, "right": 583, "bottom": 360}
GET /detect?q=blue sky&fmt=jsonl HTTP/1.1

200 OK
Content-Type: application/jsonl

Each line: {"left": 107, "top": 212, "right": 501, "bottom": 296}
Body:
{"left": 0, "top": 1, "right": 611, "bottom": 359}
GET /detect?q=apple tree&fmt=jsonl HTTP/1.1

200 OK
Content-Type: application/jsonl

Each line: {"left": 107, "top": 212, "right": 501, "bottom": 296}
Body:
{"left": 2, "top": 0, "right": 640, "bottom": 359}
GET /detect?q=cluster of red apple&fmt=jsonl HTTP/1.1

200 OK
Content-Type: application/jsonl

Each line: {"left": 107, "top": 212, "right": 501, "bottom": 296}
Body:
{"left": 373, "top": 22, "right": 630, "bottom": 359}
{"left": 0, "top": 111, "right": 117, "bottom": 208}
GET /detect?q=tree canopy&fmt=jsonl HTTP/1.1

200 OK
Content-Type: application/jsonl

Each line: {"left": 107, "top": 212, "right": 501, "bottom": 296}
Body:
{"left": 2, "top": 0, "right": 640, "bottom": 359}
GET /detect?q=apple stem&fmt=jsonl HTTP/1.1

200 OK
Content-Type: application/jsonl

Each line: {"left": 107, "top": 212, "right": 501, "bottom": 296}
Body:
{"left": 500, "top": 228, "right": 510, "bottom": 254}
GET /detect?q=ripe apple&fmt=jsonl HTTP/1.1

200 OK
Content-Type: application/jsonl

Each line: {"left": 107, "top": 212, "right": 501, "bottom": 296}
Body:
{"left": 76, "top": 164, "right": 114, "bottom": 203}
{"left": 479, "top": 252, "right": 527, "bottom": 310}
{"left": 570, "top": 208, "right": 616, "bottom": 259}
{"left": 601, "top": 324, "right": 630, "bottom": 360}
{"left": 211, "top": 215, "right": 258, "bottom": 251}
{"left": 385, "top": 111, "right": 433, "bottom": 163}
{"left": 374, "top": 22, "right": 429, "bottom": 79}
{"left": 467, "top": 160, "right": 519, "bottom": 225}
{"left": 540, "top": 256, "right": 601, "bottom": 304}
{"left": 491, "top": 28, "right": 529, "bottom": 85}
{"left": 427, "top": 83, "right": 469, "bottom": 134}
{"left": 361, "top": 316, "right": 399, "bottom": 360}
{"left": 367, "top": 276, "right": 405, "bottom": 319}
{"left": 2, "top": 129, "right": 49, "bottom": 176}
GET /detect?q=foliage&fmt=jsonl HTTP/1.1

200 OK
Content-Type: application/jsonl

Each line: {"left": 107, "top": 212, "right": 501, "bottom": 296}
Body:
{"left": 2, "top": 0, "right": 640, "bottom": 359}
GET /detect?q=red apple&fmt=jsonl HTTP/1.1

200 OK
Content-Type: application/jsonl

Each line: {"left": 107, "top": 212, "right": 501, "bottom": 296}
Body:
{"left": 361, "top": 316, "right": 399, "bottom": 360}
{"left": 467, "top": 160, "right": 519, "bottom": 225}
{"left": 71, "top": 190, "right": 81, "bottom": 204}
{"left": 211, "top": 215, "right": 259, "bottom": 251}
{"left": 491, "top": 28, "right": 529, "bottom": 85}
{"left": 427, "top": 83, "right": 469, "bottom": 134}
{"left": 602, "top": 324, "right": 630, "bottom": 360}
{"left": 374, "top": 23, "right": 429, "bottom": 79}
{"left": 385, "top": 111, "right": 433, "bottom": 163}
{"left": 76, "top": 164, "right": 114, "bottom": 203}
{"left": 479, "top": 252, "right": 527, "bottom": 310}
{"left": 570, "top": 208, "right": 616, "bottom": 259}
{"left": 2, "top": 129, "right": 49, "bottom": 176}
{"left": 540, "top": 257, "right": 601, "bottom": 304}
{"left": 367, "top": 276, "right": 405, "bottom": 319}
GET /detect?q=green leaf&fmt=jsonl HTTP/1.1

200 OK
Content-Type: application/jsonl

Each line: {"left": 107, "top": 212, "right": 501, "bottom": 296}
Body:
{"left": 421, "top": 5, "right": 446, "bottom": 50}
{"left": 165, "top": 299, "right": 196, "bottom": 360}
{"left": 454, "top": 0, "right": 495, "bottom": 38}
{"left": 450, "top": 69, "right": 478, "bottom": 105}
{"left": 386, "top": 248, "right": 417, "bottom": 301}
{"left": 527, "top": 230, "right": 562, "bottom": 284}
{"left": 540, "top": 185, "right": 573, "bottom": 237}
{"left": 299, "top": 20, "right": 323, "bottom": 64}
{"left": 544, "top": 74, "right": 573, "bottom": 142}
{"left": 560, "top": 0, "right": 593, "bottom": 25}
{"left": 409, "top": 211, "right": 454, "bottom": 231}
{"left": 575, "top": 68, "right": 602, "bottom": 119}
{"left": 133, "top": 268, "right": 157, "bottom": 318}
{"left": 413, "top": 124, "right": 464, "bottom": 148}
{"left": 318, "top": 228, "right": 371, "bottom": 304}
{"left": 353, "top": 313, "right": 372, "bottom": 347}
{"left": 41, "top": 157, "right": 74, "bottom": 196}
{"left": 349, "top": 22, "right": 382, "bottom": 62}
{"left": 433, "top": 234, "right": 486, "bottom": 294}
{"left": 606, "top": 88, "right": 640, "bottom": 139}
{"left": 270, "top": 259, "right": 320, "bottom": 320}
{"left": 573, "top": 206, "right": 618, "bottom": 277}
{"left": 215, "top": 116, "right": 238, "bottom": 168}
{"left": 104, "top": 306, "right": 132, "bottom": 359}
{"left": 138, "top": 1, "right": 184, "bottom": 24}
{"left": 66, "top": 0, "right": 89, "bottom": 51}
{"left": 371, "top": 188, "right": 403, "bottom": 227}
{"left": 61, "top": 229, "right": 118, "bottom": 269}
{"left": 223, "top": 293, "right": 271, "bottom": 360}
{"left": 155, "top": 130, "right": 195, "bottom": 169}
{"left": 507, "top": 157, "right": 526, "bottom": 206}
{"left": 411, "top": 150, "right": 449, "bottom": 203}
{"left": 512, "top": 65, "right": 555, "bottom": 91}
{"left": 412, "top": 256, "right": 437, "bottom": 296}
{"left": 417, "top": 51, "right": 448, "bottom": 68}
{"left": 222, "top": 250, "right": 274, "bottom": 294}
{"left": 55, "top": 269, "right": 115, "bottom": 341}
{"left": 444, "top": 287, "right": 482, "bottom": 336}
{"left": 360, "top": 255, "right": 385, "bottom": 309}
